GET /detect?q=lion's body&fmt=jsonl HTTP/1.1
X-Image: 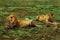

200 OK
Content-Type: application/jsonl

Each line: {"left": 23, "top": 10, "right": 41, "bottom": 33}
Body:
{"left": 5, "top": 15, "right": 35, "bottom": 29}
{"left": 36, "top": 13, "right": 54, "bottom": 23}
{"left": 36, "top": 13, "right": 59, "bottom": 28}
{"left": 18, "top": 19, "right": 32, "bottom": 27}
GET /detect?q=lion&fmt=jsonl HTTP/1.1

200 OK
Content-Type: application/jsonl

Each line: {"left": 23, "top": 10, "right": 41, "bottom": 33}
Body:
{"left": 36, "top": 12, "right": 54, "bottom": 23}
{"left": 36, "top": 12, "right": 59, "bottom": 28}
{"left": 4, "top": 15, "right": 36, "bottom": 29}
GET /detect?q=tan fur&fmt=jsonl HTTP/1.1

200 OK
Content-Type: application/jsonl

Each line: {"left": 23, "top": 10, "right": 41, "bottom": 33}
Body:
{"left": 36, "top": 13, "right": 59, "bottom": 28}
{"left": 36, "top": 13, "right": 54, "bottom": 23}
{"left": 5, "top": 15, "right": 35, "bottom": 29}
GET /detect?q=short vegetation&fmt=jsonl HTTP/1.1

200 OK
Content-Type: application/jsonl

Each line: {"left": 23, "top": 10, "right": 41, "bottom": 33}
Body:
{"left": 0, "top": 0, "right": 60, "bottom": 40}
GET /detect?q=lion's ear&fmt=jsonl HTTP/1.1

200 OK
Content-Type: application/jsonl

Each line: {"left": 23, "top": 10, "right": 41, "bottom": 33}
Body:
{"left": 48, "top": 12, "right": 54, "bottom": 17}
{"left": 51, "top": 13, "right": 54, "bottom": 17}
{"left": 36, "top": 16, "right": 39, "bottom": 19}
{"left": 13, "top": 16, "right": 17, "bottom": 20}
{"left": 36, "top": 16, "right": 40, "bottom": 21}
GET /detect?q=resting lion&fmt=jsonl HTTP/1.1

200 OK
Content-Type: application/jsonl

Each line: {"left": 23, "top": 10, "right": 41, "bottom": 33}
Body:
{"left": 36, "top": 12, "right": 54, "bottom": 23}
{"left": 4, "top": 15, "right": 36, "bottom": 29}
{"left": 36, "top": 12, "right": 59, "bottom": 28}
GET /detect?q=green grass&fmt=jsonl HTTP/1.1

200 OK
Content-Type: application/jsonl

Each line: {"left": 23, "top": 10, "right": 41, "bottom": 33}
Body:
{"left": 0, "top": 0, "right": 60, "bottom": 40}
{"left": 0, "top": 27, "right": 60, "bottom": 40}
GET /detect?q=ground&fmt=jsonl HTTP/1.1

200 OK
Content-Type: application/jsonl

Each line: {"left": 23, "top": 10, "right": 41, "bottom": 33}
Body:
{"left": 0, "top": 0, "right": 60, "bottom": 40}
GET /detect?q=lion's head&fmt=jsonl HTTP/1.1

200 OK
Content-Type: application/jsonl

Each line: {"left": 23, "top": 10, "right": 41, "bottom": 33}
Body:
{"left": 7, "top": 15, "right": 18, "bottom": 24}
{"left": 6, "top": 14, "right": 19, "bottom": 29}
{"left": 46, "top": 12, "right": 54, "bottom": 22}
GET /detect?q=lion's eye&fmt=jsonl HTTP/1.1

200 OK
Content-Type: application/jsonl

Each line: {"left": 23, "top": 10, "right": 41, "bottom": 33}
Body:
{"left": 11, "top": 17, "right": 13, "bottom": 19}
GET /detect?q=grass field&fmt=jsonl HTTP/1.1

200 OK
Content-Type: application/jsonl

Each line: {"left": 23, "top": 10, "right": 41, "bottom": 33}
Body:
{"left": 0, "top": 0, "right": 60, "bottom": 40}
